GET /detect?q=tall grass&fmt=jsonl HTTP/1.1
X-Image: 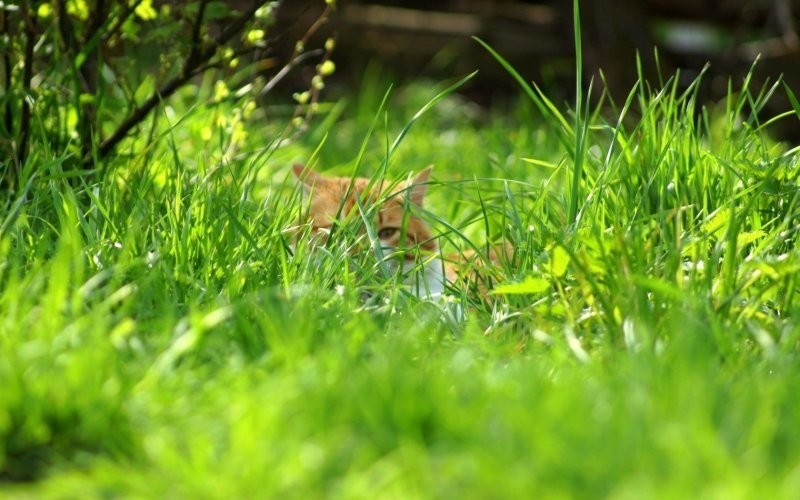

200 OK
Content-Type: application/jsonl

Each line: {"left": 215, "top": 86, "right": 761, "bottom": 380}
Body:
{"left": 2, "top": 15, "right": 800, "bottom": 498}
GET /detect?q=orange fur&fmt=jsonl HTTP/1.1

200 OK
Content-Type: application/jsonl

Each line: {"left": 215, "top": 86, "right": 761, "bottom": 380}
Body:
{"left": 292, "top": 164, "right": 512, "bottom": 295}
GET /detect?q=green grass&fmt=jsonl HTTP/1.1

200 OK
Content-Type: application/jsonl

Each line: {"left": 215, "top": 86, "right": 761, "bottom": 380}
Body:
{"left": 2, "top": 51, "right": 800, "bottom": 497}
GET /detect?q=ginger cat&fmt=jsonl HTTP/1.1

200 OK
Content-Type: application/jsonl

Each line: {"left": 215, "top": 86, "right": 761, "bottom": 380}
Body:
{"left": 292, "top": 164, "right": 511, "bottom": 300}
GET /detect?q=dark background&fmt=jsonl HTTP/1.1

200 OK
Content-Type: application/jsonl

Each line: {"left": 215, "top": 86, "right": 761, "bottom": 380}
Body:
{"left": 276, "top": 0, "right": 800, "bottom": 136}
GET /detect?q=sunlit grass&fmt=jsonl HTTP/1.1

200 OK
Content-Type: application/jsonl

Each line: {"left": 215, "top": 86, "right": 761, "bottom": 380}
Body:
{"left": 1, "top": 47, "right": 800, "bottom": 497}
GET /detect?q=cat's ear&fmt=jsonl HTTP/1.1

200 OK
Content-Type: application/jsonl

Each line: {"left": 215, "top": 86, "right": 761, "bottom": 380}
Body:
{"left": 292, "top": 163, "right": 323, "bottom": 192}
{"left": 408, "top": 166, "right": 433, "bottom": 206}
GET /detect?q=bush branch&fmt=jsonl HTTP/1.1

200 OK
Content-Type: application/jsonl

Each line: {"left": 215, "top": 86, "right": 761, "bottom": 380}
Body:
{"left": 92, "top": 3, "right": 263, "bottom": 162}
{"left": 1, "top": 9, "right": 12, "bottom": 138}
{"left": 17, "top": 2, "right": 36, "bottom": 172}
{"left": 186, "top": 0, "right": 210, "bottom": 69}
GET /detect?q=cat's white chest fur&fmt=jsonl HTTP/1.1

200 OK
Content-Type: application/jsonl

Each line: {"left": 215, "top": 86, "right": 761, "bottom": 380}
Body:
{"left": 398, "top": 255, "right": 448, "bottom": 300}
{"left": 397, "top": 254, "right": 463, "bottom": 321}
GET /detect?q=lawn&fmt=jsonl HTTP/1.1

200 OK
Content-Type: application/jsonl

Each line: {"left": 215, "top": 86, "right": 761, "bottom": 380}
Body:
{"left": 2, "top": 44, "right": 800, "bottom": 497}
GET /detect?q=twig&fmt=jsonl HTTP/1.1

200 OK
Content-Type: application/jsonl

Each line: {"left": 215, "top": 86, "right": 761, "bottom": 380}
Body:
{"left": 300, "top": 40, "right": 335, "bottom": 125}
{"left": 55, "top": 0, "right": 78, "bottom": 55}
{"left": 186, "top": 0, "right": 209, "bottom": 69}
{"left": 297, "top": 4, "right": 331, "bottom": 49}
{"left": 0, "top": 8, "right": 14, "bottom": 189}
{"left": 96, "top": 70, "right": 192, "bottom": 159}
{"left": 268, "top": 4, "right": 335, "bottom": 141}
{"left": 54, "top": 0, "right": 96, "bottom": 158}
{"left": 102, "top": 0, "right": 141, "bottom": 45}
{"left": 258, "top": 49, "right": 322, "bottom": 96}
{"left": 85, "top": 0, "right": 109, "bottom": 51}
{"left": 74, "top": 0, "right": 111, "bottom": 158}
{"left": 1, "top": 9, "right": 12, "bottom": 137}
{"left": 92, "top": 3, "right": 263, "bottom": 162}
{"left": 17, "top": 1, "right": 36, "bottom": 172}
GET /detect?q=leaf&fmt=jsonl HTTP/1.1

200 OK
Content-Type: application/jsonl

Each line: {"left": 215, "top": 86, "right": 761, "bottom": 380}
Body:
{"left": 207, "top": 1, "right": 234, "bottom": 20}
{"left": 134, "top": 0, "right": 157, "bottom": 20}
{"left": 736, "top": 230, "right": 766, "bottom": 247}
{"left": 492, "top": 276, "right": 550, "bottom": 295}
{"left": 37, "top": 3, "right": 53, "bottom": 18}
{"left": 701, "top": 208, "right": 730, "bottom": 237}
{"left": 785, "top": 82, "right": 800, "bottom": 121}
{"left": 134, "top": 74, "right": 155, "bottom": 103}
{"left": 67, "top": 0, "right": 89, "bottom": 20}
{"left": 548, "top": 245, "right": 570, "bottom": 278}
{"left": 521, "top": 157, "right": 558, "bottom": 169}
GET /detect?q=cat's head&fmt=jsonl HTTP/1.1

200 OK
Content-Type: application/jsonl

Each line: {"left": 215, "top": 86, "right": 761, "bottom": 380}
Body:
{"left": 292, "top": 164, "right": 437, "bottom": 256}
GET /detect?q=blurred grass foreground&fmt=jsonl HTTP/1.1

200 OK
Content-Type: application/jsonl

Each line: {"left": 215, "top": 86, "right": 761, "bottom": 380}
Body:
{"left": 1, "top": 0, "right": 800, "bottom": 497}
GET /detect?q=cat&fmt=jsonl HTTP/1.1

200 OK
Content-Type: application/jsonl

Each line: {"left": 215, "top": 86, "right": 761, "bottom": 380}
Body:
{"left": 291, "top": 164, "right": 511, "bottom": 301}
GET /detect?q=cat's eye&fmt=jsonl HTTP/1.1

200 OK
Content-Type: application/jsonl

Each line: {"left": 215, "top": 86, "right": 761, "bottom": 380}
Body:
{"left": 378, "top": 227, "right": 399, "bottom": 239}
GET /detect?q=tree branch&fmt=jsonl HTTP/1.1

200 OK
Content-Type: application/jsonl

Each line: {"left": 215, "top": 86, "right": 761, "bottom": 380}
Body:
{"left": 0, "top": 8, "right": 15, "bottom": 190}
{"left": 102, "top": 0, "right": 141, "bottom": 45}
{"left": 258, "top": 49, "right": 322, "bottom": 96}
{"left": 84, "top": 0, "right": 109, "bottom": 50}
{"left": 186, "top": 0, "right": 209, "bottom": 69}
{"left": 1, "top": 9, "right": 13, "bottom": 138}
{"left": 17, "top": 2, "right": 36, "bottom": 173}
{"left": 74, "top": 0, "right": 110, "bottom": 158}
{"left": 55, "top": 0, "right": 78, "bottom": 55}
{"left": 92, "top": 2, "right": 264, "bottom": 162}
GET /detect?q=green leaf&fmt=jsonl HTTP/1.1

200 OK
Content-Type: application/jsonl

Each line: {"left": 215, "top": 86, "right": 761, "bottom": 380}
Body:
{"left": 548, "top": 246, "right": 570, "bottom": 278}
{"left": 134, "top": 74, "right": 155, "bottom": 103}
{"left": 737, "top": 230, "right": 766, "bottom": 247}
{"left": 492, "top": 276, "right": 550, "bottom": 295}
{"left": 701, "top": 208, "right": 730, "bottom": 238}
{"left": 784, "top": 82, "right": 800, "bottom": 121}
{"left": 206, "top": 1, "right": 233, "bottom": 20}
{"left": 521, "top": 157, "right": 558, "bottom": 169}
{"left": 134, "top": 0, "right": 158, "bottom": 20}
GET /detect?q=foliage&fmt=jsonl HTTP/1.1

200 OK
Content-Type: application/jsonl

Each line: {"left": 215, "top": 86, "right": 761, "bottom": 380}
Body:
{"left": 0, "top": 58, "right": 798, "bottom": 493}
{"left": 1, "top": 2, "right": 800, "bottom": 496}
{"left": 0, "top": 0, "right": 334, "bottom": 190}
